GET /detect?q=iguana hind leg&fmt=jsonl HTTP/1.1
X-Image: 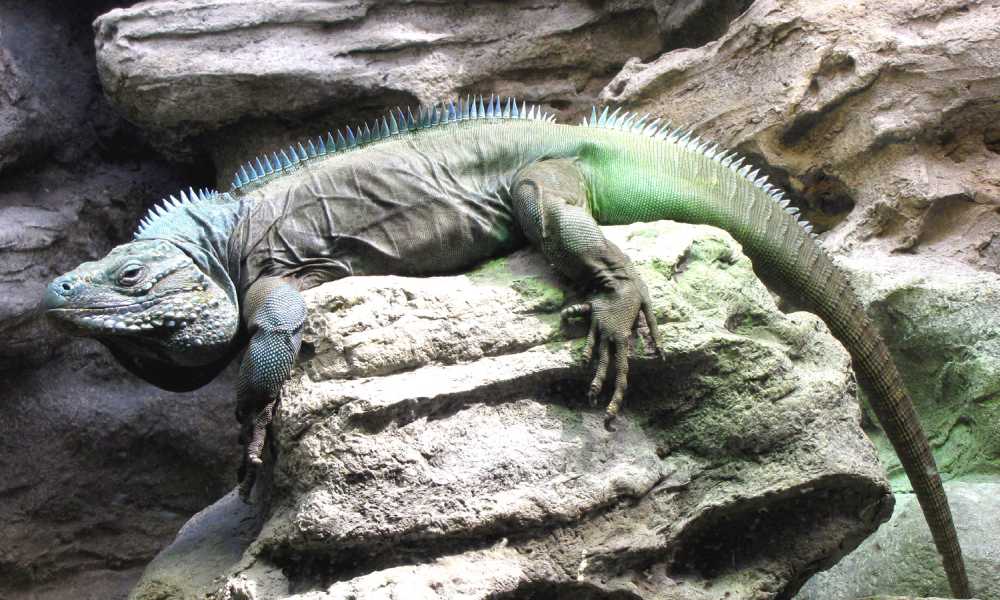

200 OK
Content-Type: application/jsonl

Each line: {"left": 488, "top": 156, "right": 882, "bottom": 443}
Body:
{"left": 235, "top": 277, "right": 306, "bottom": 501}
{"left": 511, "top": 159, "right": 664, "bottom": 428}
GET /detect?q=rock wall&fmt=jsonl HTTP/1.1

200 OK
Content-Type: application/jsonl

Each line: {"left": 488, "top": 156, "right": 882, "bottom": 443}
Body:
{"left": 0, "top": 2, "right": 236, "bottom": 599}
{"left": 600, "top": 0, "right": 1000, "bottom": 272}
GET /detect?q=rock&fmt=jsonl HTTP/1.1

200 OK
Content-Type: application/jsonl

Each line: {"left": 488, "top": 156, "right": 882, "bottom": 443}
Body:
{"left": 0, "top": 2, "right": 127, "bottom": 176}
{"left": 836, "top": 254, "right": 1000, "bottom": 487}
{"left": 0, "top": 347, "right": 240, "bottom": 599}
{"left": 599, "top": 0, "right": 1000, "bottom": 273}
{"left": 796, "top": 481, "right": 999, "bottom": 599}
{"left": 0, "top": 2, "right": 236, "bottom": 599}
{"left": 125, "top": 490, "right": 260, "bottom": 600}
{"left": 93, "top": 0, "right": 665, "bottom": 158}
{"left": 854, "top": 597, "right": 979, "bottom": 600}
{"left": 131, "top": 222, "right": 892, "bottom": 599}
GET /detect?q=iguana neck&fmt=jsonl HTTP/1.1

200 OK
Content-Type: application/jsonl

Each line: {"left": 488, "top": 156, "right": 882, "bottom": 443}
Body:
{"left": 134, "top": 191, "right": 246, "bottom": 309}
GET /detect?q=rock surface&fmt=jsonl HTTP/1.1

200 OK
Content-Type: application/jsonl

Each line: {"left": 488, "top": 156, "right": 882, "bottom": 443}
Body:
{"left": 838, "top": 254, "right": 1000, "bottom": 487}
{"left": 796, "top": 481, "right": 999, "bottom": 600}
{"left": 92, "top": 0, "right": 663, "bottom": 159}
{"left": 131, "top": 222, "right": 892, "bottom": 600}
{"left": 0, "top": 2, "right": 234, "bottom": 599}
{"left": 0, "top": 352, "right": 238, "bottom": 599}
{"left": 600, "top": 0, "right": 1000, "bottom": 273}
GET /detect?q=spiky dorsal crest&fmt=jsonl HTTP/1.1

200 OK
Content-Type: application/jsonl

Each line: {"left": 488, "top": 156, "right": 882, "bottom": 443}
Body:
{"left": 228, "top": 94, "right": 557, "bottom": 194}
{"left": 582, "top": 105, "right": 815, "bottom": 236}
{"left": 133, "top": 187, "right": 221, "bottom": 240}
{"left": 223, "top": 94, "right": 813, "bottom": 236}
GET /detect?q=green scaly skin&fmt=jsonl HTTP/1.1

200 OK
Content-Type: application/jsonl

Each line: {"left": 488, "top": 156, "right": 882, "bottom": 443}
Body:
{"left": 44, "top": 98, "right": 970, "bottom": 597}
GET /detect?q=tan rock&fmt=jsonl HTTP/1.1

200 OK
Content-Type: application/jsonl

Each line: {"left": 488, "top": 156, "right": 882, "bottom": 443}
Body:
{"left": 600, "top": 0, "right": 1000, "bottom": 273}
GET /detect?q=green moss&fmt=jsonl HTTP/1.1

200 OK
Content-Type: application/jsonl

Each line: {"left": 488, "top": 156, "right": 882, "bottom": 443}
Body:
{"left": 627, "top": 226, "right": 663, "bottom": 240}
{"left": 648, "top": 257, "right": 676, "bottom": 279}
{"left": 510, "top": 276, "right": 565, "bottom": 311}
{"left": 469, "top": 256, "right": 565, "bottom": 311}
{"left": 468, "top": 256, "right": 514, "bottom": 285}
{"left": 685, "top": 236, "right": 735, "bottom": 265}
{"left": 568, "top": 337, "right": 589, "bottom": 363}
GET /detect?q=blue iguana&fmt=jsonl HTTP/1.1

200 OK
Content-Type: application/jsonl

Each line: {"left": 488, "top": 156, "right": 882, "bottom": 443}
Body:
{"left": 43, "top": 97, "right": 971, "bottom": 597}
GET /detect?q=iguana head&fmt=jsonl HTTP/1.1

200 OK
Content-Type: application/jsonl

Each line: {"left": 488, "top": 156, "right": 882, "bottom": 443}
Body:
{"left": 45, "top": 239, "right": 240, "bottom": 390}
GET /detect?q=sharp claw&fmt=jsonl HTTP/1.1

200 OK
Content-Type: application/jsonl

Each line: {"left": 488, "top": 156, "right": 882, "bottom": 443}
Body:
{"left": 238, "top": 468, "right": 256, "bottom": 503}
{"left": 603, "top": 413, "right": 617, "bottom": 432}
{"left": 589, "top": 338, "right": 611, "bottom": 398}
{"left": 561, "top": 302, "right": 592, "bottom": 321}
{"left": 582, "top": 318, "right": 598, "bottom": 363}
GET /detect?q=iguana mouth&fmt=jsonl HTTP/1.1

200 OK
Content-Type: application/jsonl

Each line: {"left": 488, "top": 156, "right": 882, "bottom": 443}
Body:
{"left": 46, "top": 288, "right": 212, "bottom": 334}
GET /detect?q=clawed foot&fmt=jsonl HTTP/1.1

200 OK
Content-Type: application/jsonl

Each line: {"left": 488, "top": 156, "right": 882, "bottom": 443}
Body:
{"left": 238, "top": 455, "right": 262, "bottom": 502}
{"left": 562, "top": 270, "right": 664, "bottom": 429}
{"left": 236, "top": 398, "right": 277, "bottom": 503}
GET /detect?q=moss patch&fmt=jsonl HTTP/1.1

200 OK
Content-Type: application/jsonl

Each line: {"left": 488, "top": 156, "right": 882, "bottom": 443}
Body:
{"left": 863, "top": 282, "right": 1000, "bottom": 488}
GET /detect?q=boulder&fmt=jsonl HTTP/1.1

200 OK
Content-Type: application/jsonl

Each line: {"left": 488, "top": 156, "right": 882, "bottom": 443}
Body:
{"left": 837, "top": 254, "right": 1000, "bottom": 487}
{"left": 131, "top": 222, "right": 892, "bottom": 600}
{"left": 796, "top": 481, "right": 999, "bottom": 599}
{"left": 92, "top": 0, "right": 665, "bottom": 159}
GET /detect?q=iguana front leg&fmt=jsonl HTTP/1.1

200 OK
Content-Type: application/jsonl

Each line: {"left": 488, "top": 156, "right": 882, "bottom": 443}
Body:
{"left": 236, "top": 276, "right": 306, "bottom": 500}
{"left": 512, "top": 159, "right": 664, "bottom": 427}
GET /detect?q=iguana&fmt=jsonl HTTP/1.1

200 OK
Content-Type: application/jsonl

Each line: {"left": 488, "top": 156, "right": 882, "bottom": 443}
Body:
{"left": 44, "top": 96, "right": 971, "bottom": 597}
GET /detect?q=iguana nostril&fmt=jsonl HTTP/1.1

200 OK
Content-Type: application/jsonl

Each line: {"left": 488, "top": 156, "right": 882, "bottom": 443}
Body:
{"left": 44, "top": 280, "right": 71, "bottom": 309}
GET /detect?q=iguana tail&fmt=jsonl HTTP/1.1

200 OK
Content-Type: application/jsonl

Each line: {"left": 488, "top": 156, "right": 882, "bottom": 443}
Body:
{"left": 773, "top": 229, "right": 971, "bottom": 599}
{"left": 583, "top": 129, "right": 972, "bottom": 598}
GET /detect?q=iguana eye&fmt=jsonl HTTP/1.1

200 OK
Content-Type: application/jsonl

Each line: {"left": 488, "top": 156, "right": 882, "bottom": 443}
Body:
{"left": 118, "top": 264, "right": 145, "bottom": 286}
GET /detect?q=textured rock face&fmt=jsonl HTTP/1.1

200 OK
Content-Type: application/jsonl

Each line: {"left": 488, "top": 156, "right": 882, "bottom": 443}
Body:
{"left": 92, "top": 0, "right": 664, "bottom": 159}
{"left": 0, "top": 2, "right": 235, "bottom": 599}
{"left": 601, "top": 0, "right": 1000, "bottom": 273}
{"left": 0, "top": 354, "right": 237, "bottom": 600}
{"left": 797, "top": 482, "right": 999, "bottom": 599}
{"left": 131, "top": 222, "right": 892, "bottom": 600}
{"left": 839, "top": 254, "right": 1000, "bottom": 486}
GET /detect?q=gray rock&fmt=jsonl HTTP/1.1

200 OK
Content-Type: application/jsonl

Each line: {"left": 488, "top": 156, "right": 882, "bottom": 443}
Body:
{"left": 126, "top": 490, "right": 261, "bottom": 600}
{"left": 793, "top": 255, "right": 1000, "bottom": 599}
{"left": 131, "top": 222, "right": 893, "bottom": 600}
{"left": 0, "top": 347, "right": 239, "bottom": 599}
{"left": 599, "top": 0, "right": 1000, "bottom": 274}
{"left": 0, "top": 2, "right": 122, "bottom": 175}
{"left": 0, "top": 3, "right": 238, "bottom": 600}
{"left": 93, "top": 0, "right": 665, "bottom": 159}
{"left": 796, "top": 481, "right": 998, "bottom": 600}
{"left": 838, "top": 254, "right": 1000, "bottom": 487}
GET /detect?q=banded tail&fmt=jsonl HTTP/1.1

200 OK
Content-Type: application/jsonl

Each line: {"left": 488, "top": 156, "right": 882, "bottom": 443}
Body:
{"left": 582, "top": 117, "right": 971, "bottom": 597}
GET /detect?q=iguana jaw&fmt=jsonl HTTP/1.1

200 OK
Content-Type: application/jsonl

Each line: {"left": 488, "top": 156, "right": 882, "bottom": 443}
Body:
{"left": 45, "top": 239, "right": 239, "bottom": 367}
